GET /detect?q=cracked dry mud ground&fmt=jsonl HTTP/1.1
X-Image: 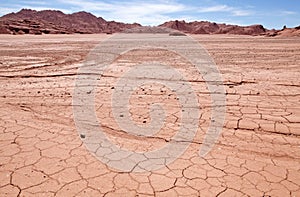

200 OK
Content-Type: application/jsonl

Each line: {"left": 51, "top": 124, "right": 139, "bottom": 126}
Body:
{"left": 0, "top": 34, "right": 299, "bottom": 196}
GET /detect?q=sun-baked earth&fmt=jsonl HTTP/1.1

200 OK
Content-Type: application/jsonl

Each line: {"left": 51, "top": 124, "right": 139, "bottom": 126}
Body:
{"left": 0, "top": 34, "right": 299, "bottom": 196}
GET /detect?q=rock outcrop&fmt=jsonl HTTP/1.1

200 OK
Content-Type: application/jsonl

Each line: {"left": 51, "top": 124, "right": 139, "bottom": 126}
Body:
{"left": 0, "top": 9, "right": 141, "bottom": 34}
{"left": 265, "top": 25, "right": 300, "bottom": 37}
{"left": 159, "top": 20, "right": 267, "bottom": 35}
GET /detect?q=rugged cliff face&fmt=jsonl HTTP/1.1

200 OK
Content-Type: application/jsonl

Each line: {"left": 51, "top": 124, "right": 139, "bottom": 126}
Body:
{"left": 0, "top": 9, "right": 141, "bottom": 34}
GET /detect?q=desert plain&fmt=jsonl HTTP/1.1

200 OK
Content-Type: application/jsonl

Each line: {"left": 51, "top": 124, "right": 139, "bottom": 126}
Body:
{"left": 0, "top": 34, "right": 299, "bottom": 196}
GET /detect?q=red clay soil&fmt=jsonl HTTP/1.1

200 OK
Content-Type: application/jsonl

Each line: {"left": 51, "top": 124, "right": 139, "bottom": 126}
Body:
{"left": 0, "top": 34, "right": 299, "bottom": 196}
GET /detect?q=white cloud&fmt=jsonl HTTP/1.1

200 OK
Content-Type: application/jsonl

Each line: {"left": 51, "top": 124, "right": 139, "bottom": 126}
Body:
{"left": 281, "top": 11, "right": 297, "bottom": 15}
{"left": 198, "top": 5, "right": 232, "bottom": 13}
{"left": 59, "top": 0, "right": 186, "bottom": 14}
{"left": 197, "top": 5, "right": 252, "bottom": 16}
{"left": 18, "top": 1, "right": 49, "bottom": 5}
{"left": 232, "top": 10, "right": 252, "bottom": 16}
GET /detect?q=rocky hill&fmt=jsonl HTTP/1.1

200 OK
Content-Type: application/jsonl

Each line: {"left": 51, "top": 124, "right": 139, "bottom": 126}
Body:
{"left": 0, "top": 9, "right": 299, "bottom": 37}
{"left": 0, "top": 9, "right": 141, "bottom": 34}
{"left": 265, "top": 26, "right": 300, "bottom": 37}
{"left": 159, "top": 20, "right": 267, "bottom": 35}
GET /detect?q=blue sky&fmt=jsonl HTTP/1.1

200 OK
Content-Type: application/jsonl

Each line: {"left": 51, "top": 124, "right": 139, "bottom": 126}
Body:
{"left": 0, "top": 0, "right": 299, "bottom": 29}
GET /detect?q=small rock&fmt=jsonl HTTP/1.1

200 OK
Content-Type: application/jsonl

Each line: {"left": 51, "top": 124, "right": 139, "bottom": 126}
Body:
{"left": 80, "top": 134, "right": 86, "bottom": 139}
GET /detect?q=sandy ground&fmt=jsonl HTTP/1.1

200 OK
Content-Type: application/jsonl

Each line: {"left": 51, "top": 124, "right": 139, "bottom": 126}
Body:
{"left": 0, "top": 34, "right": 299, "bottom": 196}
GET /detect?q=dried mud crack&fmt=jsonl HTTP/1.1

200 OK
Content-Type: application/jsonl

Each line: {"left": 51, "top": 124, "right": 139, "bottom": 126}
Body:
{"left": 0, "top": 34, "right": 299, "bottom": 196}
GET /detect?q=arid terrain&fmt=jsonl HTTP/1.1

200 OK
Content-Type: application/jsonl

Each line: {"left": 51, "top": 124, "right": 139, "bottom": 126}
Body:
{"left": 1, "top": 9, "right": 300, "bottom": 37}
{"left": 0, "top": 34, "right": 299, "bottom": 196}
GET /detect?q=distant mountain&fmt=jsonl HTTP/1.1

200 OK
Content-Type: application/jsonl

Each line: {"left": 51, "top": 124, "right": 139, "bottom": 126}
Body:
{"left": 159, "top": 20, "right": 267, "bottom": 36}
{"left": 0, "top": 9, "right": 299, "bottom": 37}
{"left": 0, "top": 9, "right": 141, "bottom": 34}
